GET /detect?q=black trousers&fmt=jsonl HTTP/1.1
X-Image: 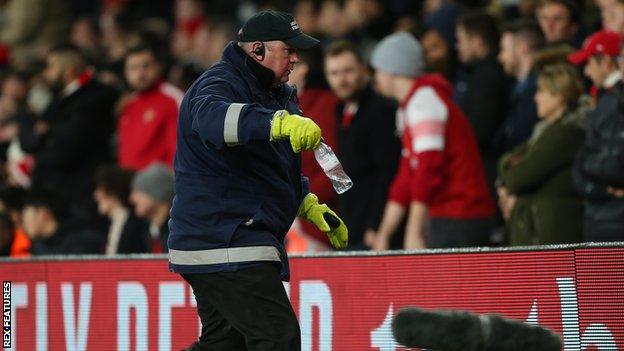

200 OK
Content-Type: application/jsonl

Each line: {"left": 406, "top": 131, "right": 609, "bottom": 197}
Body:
{"left": 181, "top": 263, "right": 301, "bottom": 351}
{"left": 427, "top": 217, "right": 493, "bottom": 248}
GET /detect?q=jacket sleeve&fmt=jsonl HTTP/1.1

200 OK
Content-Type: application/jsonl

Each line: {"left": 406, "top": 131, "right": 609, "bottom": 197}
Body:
{"left": 190, "top": 76, "right": 274, "bottom": 149}
{"left": 300, "top": 175, "right": 310, "bottom": 202}
{"left": 387, "top": 154, "right": 411, "bottom": 208}
{"left": 573, "top": 149, "right": 611, "bottom": 200}
{"left": 405, "top": 86, "right": 447, "bottom": 205}
{"left": 577, "top": 120, "right": 624, "bottom": 186}
{"left": 501, "top": 125, "right": 584, "bottom": 194}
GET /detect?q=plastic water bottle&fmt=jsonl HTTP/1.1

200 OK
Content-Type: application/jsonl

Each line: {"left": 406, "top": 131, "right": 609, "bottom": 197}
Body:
{"left": 314, "top": 142, "right": 353, "bottom": 194}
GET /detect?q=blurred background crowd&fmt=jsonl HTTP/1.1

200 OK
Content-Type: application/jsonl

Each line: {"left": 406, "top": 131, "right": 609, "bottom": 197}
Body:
{"left": 0, "top": 0, "right": 622, "bottom": 257}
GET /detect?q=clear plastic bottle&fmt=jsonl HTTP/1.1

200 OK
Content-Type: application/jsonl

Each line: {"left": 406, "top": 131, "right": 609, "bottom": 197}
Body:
{"left": 314, "top": 142, "right": 353, "bottom": 194}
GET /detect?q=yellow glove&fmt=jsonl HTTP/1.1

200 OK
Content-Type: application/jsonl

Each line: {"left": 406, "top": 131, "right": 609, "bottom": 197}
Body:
{"left": 298, "top": 193, "right": 348, "bottom": 249}
{"left": 271, "top": 110, "right": 322, "bottom": 153}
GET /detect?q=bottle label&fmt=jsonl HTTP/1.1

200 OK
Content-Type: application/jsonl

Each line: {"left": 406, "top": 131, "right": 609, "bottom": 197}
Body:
{"left": 319, "top": 156, "right": 340, "bottom": 171}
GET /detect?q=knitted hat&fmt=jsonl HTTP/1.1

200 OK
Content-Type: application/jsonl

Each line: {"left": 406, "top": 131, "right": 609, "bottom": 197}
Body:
{"left": 370, "top": 32, "right": 424, "bottom": 78}
{"left": 131, "top": 163, "right": 174, "bottom": 203}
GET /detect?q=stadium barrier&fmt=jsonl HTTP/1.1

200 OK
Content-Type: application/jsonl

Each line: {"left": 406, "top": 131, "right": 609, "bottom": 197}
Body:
{"left": 0, "top": 243, "right": 622, "bottom": 351}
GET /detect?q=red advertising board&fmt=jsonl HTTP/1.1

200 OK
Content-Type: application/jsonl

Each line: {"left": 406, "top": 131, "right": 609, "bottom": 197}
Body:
{"left": 0, "top": 247, "right": 622, "bottom": 350}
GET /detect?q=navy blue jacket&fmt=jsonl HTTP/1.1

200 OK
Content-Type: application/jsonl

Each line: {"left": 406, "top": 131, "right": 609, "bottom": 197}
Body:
{"left": 168, "top": 42, "right": 309, "bottom": 280}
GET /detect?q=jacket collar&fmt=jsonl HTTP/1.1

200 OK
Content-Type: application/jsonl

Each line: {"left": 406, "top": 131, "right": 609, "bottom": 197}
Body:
{"left": 224, "top": 42, "right": 277, "bottom": 92}
{"left": 603, "top": 71, "right": 622, "bottom": 89}
{"left": 222, "top": 41, "right": 298, "bottom": 109}
{"left": 62, "top": 70, "right": 93, "bottom": 97}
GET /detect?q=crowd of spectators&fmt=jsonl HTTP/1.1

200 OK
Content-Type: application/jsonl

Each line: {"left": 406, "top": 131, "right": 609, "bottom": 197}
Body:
{"left": 0, "top": 0, "right": 622, "bottom": 257}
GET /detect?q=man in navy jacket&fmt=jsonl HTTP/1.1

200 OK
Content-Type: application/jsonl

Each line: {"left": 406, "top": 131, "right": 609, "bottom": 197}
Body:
{"left": 169, "top": 10, "right": 348, "bottom": 351}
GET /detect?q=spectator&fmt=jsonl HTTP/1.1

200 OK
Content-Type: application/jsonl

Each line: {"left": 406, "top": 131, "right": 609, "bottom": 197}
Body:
{"left": 0, "top": 0, "right": 70, "bottom": 67}
{"left": 118, "top": 44, "right": 182, "bottom": 170}
{"left": 0, "top": 70, "right": 31, "bottom": 164}
{"left": 94, "top": 165, "right": 150, "bottom": 255}
{"left": 323, "top": 40, "right": 401, "bottom": 249}
{"left": 0, "top": 186, "right": 30, "bottom": 257}
{"left": 455, "top": 11, "right": 510, "bottom": 194}
{"left": 287, "top": 45, "right": 339, "bottom": 246}
{"left": 70, "top": 16, "right": 104, "bottom": 67}
{"left": 189, "top": 21, "right": 236, "bottom": 68}
{"left": 19, "top": 44, "right": 119, "bottom": 222}
{"left": 370, "top": 33, "right": 495, "bottom": 250}
{"left": 495, "top": 20, "right": 546, "bottom": 156}
{"left": 171, "top": 0, "right": 207, "bottom": 60}
{"left": 422, "top": 1, "right": 461, "bottom": 81}
{"left": 24, "top": 188, "right": 104, "bottom": 255}
{"left": 536, "top": 0, "right": 582, "bottom": 47}
{"left": 498, "top": 64, "right": 586, "bottom": 245}
{"left": 569, "top": 30, "right": 624, "bottom": 241}
{"left": 0, "top": 213, "right": 14, "bottom": 256}
{"left": 601, "top": 0, "right": 624, "bottom": 34}
{"left": 130, "top": 163, "right": 173, "bottom": 253}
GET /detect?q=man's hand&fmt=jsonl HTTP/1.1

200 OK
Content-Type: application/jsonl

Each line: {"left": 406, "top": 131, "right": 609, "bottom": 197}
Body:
{"left": 497, "top": 186, "right": 517, "bottom": 221}
{"left": 371, "top": 232, "right": 390, "bottom": 251}
{"left": 298, "top": 193, "right": 348, "bottom": 249}
{"left": 271, "top": 110, "right": 322, "bottom": 153}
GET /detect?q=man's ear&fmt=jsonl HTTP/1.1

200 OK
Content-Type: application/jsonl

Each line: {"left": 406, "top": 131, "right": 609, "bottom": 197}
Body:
{"left": 252, "top": 42, "right": 265, "bottom": 61}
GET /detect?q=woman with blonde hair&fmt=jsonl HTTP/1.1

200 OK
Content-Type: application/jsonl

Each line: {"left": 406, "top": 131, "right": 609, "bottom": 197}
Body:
{"left": 497, "top": 63, "right": 588, "bottom": 245}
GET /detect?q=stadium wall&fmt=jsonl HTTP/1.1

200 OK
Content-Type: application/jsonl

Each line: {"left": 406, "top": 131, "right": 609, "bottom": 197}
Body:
{"left": 0, "top": 243, "right": 622, "bottom": 351}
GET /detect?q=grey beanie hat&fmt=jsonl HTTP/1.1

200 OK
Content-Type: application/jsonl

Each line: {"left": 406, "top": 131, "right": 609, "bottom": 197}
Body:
{"left": 370, "top": 32, "right": 424, "bottom": 77}
{"left": 132, "top": 163, "right": 175, "bottom": 203}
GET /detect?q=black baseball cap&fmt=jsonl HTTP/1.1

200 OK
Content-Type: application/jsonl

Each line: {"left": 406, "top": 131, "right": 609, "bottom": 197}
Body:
{"left": 239, "top": 10, "right": 320, "bottom": 49}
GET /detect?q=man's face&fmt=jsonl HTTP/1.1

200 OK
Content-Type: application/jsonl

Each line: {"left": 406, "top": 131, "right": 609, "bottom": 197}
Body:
{"left": 602, "top": 2, "right": 624, "bottom": 32}
{"left": 93, "top": 187, "right": 117, "bottom": 216}
{"left": 125, "top": 51, "right": 162, "bottom": 92}
{"left": 373, "top": 70, "right": 394, "bottom": 99}
{"left": 455, "top": 25, "right": 477, "bottom": 64}
{"left": 261, "top": 41, "right": 300, "bottom": 86}
{"left": 422, "top": 29, "right": 451, "bottom": 73}
{"left": 43, "top": 54, "right": 66, "bottom": 92}
{"left": 498, "top": 32, "right": 518, "bottom": 76}
{"left": 584, "top": 55, "right": 614, "bottom": 88}
{"left": 324, "top": 51, "right": 363, "bottom": 100}
{"left": 537, "top": 3, "right": 574, "bottom": 43}
{"left": 130, "top": 190, "right": 156, "bottom": 219}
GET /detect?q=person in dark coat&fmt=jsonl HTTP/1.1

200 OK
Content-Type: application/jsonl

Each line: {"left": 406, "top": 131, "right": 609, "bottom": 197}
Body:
{"left": 495, "top": 20, "right": 546, "bottom": 156}
{"left": 498, "top": 64, "right": 587, "bottom": 245}
{"left": 455, "top": 11, "right": 511, "bottom": 189}
{"left": 0, "top": 213, "right": 14, "bottom": 256}
{"left": 569, "top": 30, "right": 624, "bottom": 242}
{"left": 23, "top": 188, "right": 104, "bottom": 255}
{"left": 19, "top": 44, "right": 119, "bottom": 223}
{"left": 93, "top": 165, "right": 150, "bottom": 255}
{"left": 169, "top": 11, "right": 347, "bottom": 351}
{"left": 323, "top": 40, "right": 401, "bottom": 249}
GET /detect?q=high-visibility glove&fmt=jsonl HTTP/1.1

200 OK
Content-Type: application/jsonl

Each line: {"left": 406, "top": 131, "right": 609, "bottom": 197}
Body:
{"left": 298, "top": 193, "right": 348, "bottom": 249}
{"left": 271, "top": 110, "right": 322, "bottom": 153}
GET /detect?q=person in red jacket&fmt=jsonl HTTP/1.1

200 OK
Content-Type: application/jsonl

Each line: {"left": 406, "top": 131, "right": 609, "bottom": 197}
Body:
{"left": 118, "top": 44, "right": 183, "bottom": 170}
{"left": 370, "top": 32, "right": 495, "bottom": 250}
